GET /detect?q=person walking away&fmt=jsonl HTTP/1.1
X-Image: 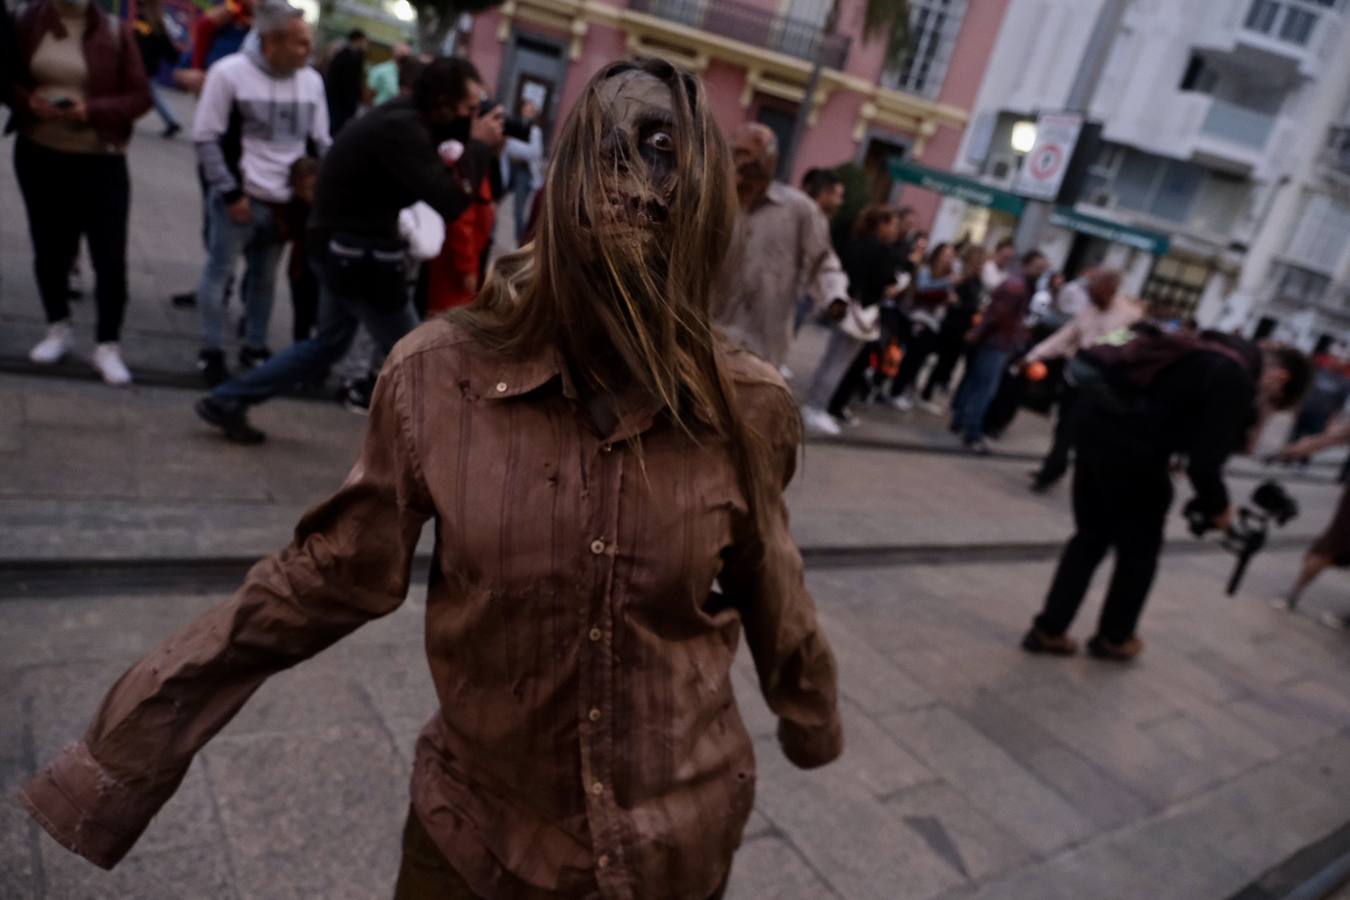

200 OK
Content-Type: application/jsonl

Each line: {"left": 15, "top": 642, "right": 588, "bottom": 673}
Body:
{"left": 951, "top": 250, "right": 1047, "bottom": 453}
{"left": 1275, "top": 416, "right": 1350, "bottom": 627}
{"left": 191, "top": 0, "right": 330, "bottom": 386}
{"left": 366, "top": 40, "right": 408, "bottom": 107}
{"left": 793, "top": 167, "right": 847, "bottom": 333}
{"left": 502, "top": 98, "right": 543, "bottom": 246}
{"left": 1025, "top": 268, "right": 1140, "bottom": 492}
{"left": 815, "top": 204, "right": 904, "bottom": 429}
{"left": 921, "top": 244, "right": 985, "bottom": 406}
{"left": 324, "top": 28, "right": 365, "bottom": 135}
{"left": 717, "top": 122, "right": 847, "bottom": 373}
{"left": 9, "top": 0, "right": 151, "bottom": 385}
{"left": 1023, "top": 329, "right": 1310, "bottom": 660}
{"left": 26, "top": 60, "right": 842, "bottom": 900}
{"left": 888, "top": 241, "right": 956, "bottom": 411}
{"left": 131, "top": 0, "right": 181, "bottom": 137}
{"left": 194, "top": 57, "right": 486, "bottom": 443}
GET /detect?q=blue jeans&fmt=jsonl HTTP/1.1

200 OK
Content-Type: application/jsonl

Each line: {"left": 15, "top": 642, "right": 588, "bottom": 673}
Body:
{"left": 151, "top": 85, "right": 180, "bottom": 130}
{"left": 197, "top": 193, "right": 282, "bottom": 351}
{"left": 953, "top": 345, "right": 1009, "bottom": 442}
{"left": 210, "top": 257, "right": 417, "bottom": 408}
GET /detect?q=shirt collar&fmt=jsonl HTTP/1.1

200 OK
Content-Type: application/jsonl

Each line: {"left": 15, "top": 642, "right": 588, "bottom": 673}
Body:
{"left": 480, "top": 343, "right": 569, "bottom": 402}
{"left": 763, "top": 181, "right": 791, "bottom": 206}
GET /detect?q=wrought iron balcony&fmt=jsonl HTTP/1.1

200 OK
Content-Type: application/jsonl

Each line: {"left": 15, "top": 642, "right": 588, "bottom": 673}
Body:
{"left": 629, "top": 0, "right": 851, "bottom": 69}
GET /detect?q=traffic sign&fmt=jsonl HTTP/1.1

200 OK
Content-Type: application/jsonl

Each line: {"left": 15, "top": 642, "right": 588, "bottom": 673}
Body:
{"left": 1013, "top": 112, "right": 1083, "bottom": 201}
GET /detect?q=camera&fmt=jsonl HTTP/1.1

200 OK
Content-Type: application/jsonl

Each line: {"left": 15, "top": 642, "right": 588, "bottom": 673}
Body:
{"left": 1184, "top": 480, "right": 1298, "bottom": 595}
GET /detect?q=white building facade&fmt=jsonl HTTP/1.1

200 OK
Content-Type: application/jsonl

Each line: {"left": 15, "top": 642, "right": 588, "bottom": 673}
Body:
{"left": 927, "top": 0, "right": 1350, "bottom": 349}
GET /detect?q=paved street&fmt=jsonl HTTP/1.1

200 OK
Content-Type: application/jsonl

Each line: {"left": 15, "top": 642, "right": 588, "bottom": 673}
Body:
{"left": 3, "top": 98, "right": 1350, "bottom": 900}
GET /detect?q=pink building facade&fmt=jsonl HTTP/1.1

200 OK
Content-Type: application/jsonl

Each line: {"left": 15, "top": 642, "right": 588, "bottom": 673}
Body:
{"left": 461, "top": 0, "right": 1008, "bottom": 225}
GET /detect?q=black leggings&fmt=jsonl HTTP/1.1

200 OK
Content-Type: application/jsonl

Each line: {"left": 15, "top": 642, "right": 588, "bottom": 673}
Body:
{"left": 14, "top": 137, "right": 131, "bottom": 343}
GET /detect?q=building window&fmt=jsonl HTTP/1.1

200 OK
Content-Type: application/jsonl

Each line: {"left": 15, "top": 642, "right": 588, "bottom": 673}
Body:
{"left": 1242, "top": 0, "right": 1344, "bottom": 46}
{"left": 882, "top": 0, "right": 967, "bottom": 99}
{"left": 1271, "top": 262, "right": 1332, "bottom": 306}
{"left": 1085, "top": 145, "right": 1203, "bottom": 225}
{"left": 1142, "top": 257, "right": 1210, "bottom": 320}
{"left": 1285, "top": 194, "right": 1350, "bottom": 273}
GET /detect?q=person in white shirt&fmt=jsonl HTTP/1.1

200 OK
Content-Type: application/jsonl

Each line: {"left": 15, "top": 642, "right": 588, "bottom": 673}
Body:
{"left": 191, "top": 0, "right": 331, "bottom": 385}
{"left": 1028, "top": 268, "right": 1141, "bottom": 491}
{"left": 981, "top": 237, "right": 1015, "bottom": 292}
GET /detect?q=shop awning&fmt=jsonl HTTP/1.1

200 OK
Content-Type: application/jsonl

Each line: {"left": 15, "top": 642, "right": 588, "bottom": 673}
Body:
{"left": 888, "top": 160, "right": 1025, "bottom": 216}
{"left": 1048, "top": 208, "right": 1170, "bottom": 256}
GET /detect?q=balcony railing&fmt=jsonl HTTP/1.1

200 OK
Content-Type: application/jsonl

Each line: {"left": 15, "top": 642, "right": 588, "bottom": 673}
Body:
{"left": 629, "top": 0, "right": 851, "bottom": 69}
{"left": 1200, "top": 98, "right": 1276, "bottom": 150}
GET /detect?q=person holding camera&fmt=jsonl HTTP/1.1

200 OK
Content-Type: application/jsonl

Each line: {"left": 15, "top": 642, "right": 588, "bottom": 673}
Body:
{"left": 1276, "top": 418, "right": 1350, "bottom": 629}
{"left": 1022, "top": 327, "right": 1310, "bottom": 661}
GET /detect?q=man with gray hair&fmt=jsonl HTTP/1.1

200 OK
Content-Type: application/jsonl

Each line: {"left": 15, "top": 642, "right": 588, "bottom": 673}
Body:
{"left": 191, "top": 0, "right": 331, "bottom": 386}
{"left": 717, "top": 122, "right": 847, "bottom": 372}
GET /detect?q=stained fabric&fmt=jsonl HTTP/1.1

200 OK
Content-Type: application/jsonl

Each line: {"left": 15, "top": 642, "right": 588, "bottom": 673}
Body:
{"left": 21, "top": 318, "right": 842, "bottom": 900}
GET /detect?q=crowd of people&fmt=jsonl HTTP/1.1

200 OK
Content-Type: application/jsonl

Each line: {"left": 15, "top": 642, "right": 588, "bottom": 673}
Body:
{"left": 0, "top": 0, "right": 547, "bottom": 404}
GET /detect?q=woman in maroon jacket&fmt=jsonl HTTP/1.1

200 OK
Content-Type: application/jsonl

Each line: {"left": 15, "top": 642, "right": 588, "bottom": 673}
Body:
{"left": 9, "top": 0, "right": 150, "bottom": 385}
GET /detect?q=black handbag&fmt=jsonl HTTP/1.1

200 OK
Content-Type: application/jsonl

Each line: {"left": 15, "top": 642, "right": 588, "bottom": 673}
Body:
{"left": 321, "top": 234, "right": 410, "bottom": 308}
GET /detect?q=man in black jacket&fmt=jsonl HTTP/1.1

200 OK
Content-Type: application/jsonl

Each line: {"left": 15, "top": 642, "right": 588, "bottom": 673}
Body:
{"left": 1022, "top": 330, "right": 1310, "bottom": 661}
{"left": 196, "top": 56, "right": 491, "bottom": 443}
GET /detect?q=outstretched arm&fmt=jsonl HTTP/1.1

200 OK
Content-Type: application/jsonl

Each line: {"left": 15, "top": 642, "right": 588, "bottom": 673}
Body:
{"left": 21, "top": 361, "right": 433, "bottom": 869}
{"left": 1282, "top": 416, "right": 1350, "bottom": 460}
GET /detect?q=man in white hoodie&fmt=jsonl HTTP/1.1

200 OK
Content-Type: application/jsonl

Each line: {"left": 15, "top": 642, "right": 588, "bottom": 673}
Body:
{"left": 191, "top": 0, "right": 330, "bottom": 386}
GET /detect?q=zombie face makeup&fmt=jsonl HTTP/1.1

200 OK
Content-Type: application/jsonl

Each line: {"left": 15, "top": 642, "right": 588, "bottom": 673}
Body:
{"left": 592, "top": 69, "right": 678, "bottom": 237}
{"left": 731, "top": 124, "right": 775, "bottom": 209}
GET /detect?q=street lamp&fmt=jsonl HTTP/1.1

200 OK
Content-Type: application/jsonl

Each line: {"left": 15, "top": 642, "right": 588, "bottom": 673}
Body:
{"left": 1010, "top": 120, "right": 1038, "bottom": 154}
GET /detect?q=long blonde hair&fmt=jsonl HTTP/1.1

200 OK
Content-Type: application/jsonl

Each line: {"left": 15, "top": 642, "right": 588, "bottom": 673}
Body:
{"left": 448, "top": 57, "right": 781, "bottom": 541}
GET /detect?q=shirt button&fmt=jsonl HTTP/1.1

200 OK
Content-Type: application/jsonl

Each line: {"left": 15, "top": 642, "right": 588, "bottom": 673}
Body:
{"left": 495, "top": 381, "right": 508, "bottom": 393}
{"left": 590, "top": 781, "right": 604, "bottom": 796}
{"left": 597, "top": 854, "right": 610, "bottom": 869}
{"left": 588, "top": 707, "right": 602, "bottom": 722}
{"left": 602, "top": 443, "right": 613, "bottom": 453}
{"left": 588, "top": 627, "right": 602, "bottom": 642}
{"left": 590, "top": 539, "right": 606, "bottom": 555}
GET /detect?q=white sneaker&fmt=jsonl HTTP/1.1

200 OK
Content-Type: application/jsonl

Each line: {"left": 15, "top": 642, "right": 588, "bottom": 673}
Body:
{"left": 92, "top": 342, "right": 133, "bottom": 386}
{"left": 887, "top": 394, "right": 914, "bottom": 412}
{"left": 801, "top": 406, "right": 842, "bottom": 436}
{"left": 29, "top": 321, "right": 74, "bottom": 364}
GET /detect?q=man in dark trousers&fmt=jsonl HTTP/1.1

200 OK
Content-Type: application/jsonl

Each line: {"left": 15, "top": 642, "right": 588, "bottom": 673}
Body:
{"left": 195, "top": 56, "right": 493, "bottom": 443}
{"left": 1022, "top": 329, "right": 1311, "bottom": 660}
{"left": 324, "top": 28, "right": 367, "bottom": 134}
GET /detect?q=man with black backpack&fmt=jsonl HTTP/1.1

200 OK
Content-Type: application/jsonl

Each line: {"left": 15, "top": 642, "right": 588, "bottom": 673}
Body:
{"left": 1022, "top": 326, "right": 1311, "bottom": 661}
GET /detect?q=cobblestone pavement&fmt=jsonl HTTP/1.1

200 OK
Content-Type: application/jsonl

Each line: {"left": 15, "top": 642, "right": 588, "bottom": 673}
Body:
{"left": 3, "top": 93, "right": 1350, "bottom": 900}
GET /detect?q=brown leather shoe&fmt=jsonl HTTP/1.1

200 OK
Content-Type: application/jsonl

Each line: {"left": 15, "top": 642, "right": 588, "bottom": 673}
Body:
{"left": 1021, "top": 627, "right": 1078, "bottom": 656}
{"left": 1087, "top": 635, "right": 1143, "bottom": 661}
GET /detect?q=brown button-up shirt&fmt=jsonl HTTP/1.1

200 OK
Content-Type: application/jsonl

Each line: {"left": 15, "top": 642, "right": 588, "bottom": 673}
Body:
{"left": 20, "top": 319, "right": 843, "bottom": 900}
